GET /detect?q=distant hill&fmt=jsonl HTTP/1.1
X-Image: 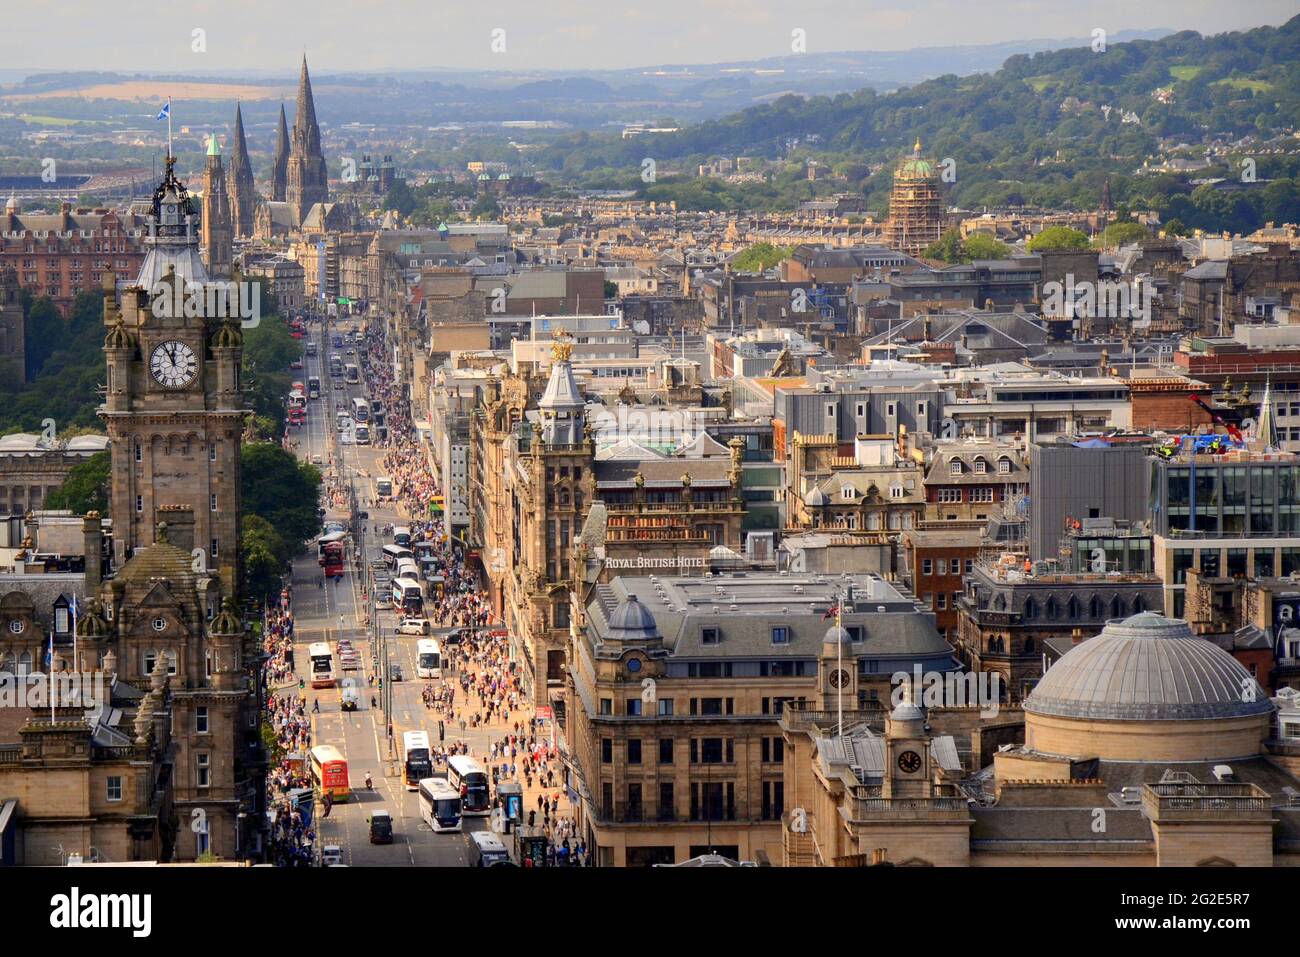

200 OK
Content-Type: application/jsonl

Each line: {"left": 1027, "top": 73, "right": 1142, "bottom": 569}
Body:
{"left": 530, "top": 15, "right": 1300, "bottom": 229}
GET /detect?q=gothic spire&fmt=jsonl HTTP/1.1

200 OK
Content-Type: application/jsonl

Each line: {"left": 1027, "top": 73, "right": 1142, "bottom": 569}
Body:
{"left": 271, "top": 102, "right": 289, "bottom": 203}
{"left": 227, "top": 102, "right": 257, "bottom": 238}
{"left": 294, "top": 55, "right": 322, "bottom": 155}
{"left": 229, "top": 103, "right": 252, "bottom": 174}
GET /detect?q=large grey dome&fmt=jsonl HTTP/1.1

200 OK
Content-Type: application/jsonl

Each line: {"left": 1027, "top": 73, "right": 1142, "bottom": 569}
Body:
{"left": 1025, "top": 612, "right": 1272, "bottom": 721}
{"left": 606, "top": 594, "right": 660, "bottom": 643}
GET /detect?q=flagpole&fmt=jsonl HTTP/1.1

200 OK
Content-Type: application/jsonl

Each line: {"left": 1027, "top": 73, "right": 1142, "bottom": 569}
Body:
{"left": 167, "top": 96, "right": 173, "bottom": 159}
{"left": 836, "top": 592, "right": 843, "bottom": 738}
{"left": 48, "top": 626, "right": 55, "bottom": 724}
{"left": 72, "top": 597, "right": 78, "bottom": 678}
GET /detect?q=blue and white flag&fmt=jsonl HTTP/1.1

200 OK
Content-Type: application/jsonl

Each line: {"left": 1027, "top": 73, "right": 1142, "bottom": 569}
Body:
{"left": 156, "top": 101, "right": 170, "bottom": 121}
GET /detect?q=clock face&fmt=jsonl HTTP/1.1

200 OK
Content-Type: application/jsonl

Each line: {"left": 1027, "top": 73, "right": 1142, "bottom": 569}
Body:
{"left": 829, "top": 668, "right": 850, "bottom": 689}
{"left": 897, "top": 750, "right": 922, "bottom": 774}
{"left": 150, "top": 340, "right": 198, "bottom": 388}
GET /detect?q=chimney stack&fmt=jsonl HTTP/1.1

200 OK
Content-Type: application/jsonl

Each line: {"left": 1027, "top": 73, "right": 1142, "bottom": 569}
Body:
{"left": 83, "top": 511, "right": 103, "bottom": 592}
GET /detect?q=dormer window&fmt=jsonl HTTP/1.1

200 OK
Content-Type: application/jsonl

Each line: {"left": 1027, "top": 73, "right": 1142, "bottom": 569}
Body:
{"left": 950, "top": 460, "right": 962, "bottom": 475}
{"left": 974, "top": 458, "right": 987, "bottom": 475}
{"left": 841, "top": 485, "right": 856, "bottom": 501}
{"left": 998, "top": 457, "right": 1012, "bottom": 475}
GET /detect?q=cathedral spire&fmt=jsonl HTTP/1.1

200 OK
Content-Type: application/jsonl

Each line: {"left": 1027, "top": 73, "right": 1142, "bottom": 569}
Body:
{"left": 271, "top": 102, "right": 289, "bottom": 203}
{"left": 227, "top": 103, "right": 256, "bottom": 238}
{"left": 286, "top": 57, "right": 328, "bottom": 224}
{"left": 294, "top": 55, "right": 322, "bottom": 156}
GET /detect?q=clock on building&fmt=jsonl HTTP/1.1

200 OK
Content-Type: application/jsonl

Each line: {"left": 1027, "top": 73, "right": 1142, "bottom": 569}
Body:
{"left": 897, "top": 750, "right": 922, "bottom": 774}
{"left": 829, "top": 668, "right": 851, "bottom": 689}
{"left": 150, "top": 340, "right": 198, "bottom": 388}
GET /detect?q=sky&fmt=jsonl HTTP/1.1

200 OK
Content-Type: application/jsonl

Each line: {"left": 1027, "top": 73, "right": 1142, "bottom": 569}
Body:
{"left": 6, "top": 0, "right": 1298, "bottom": 74}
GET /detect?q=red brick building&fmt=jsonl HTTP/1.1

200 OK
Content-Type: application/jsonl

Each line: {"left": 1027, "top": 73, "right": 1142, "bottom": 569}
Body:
{"left": 1, "top": 198, "right": 146, "bottom": 315}
{"left": 902, "top": 525, "right": 983, "bottom": 644}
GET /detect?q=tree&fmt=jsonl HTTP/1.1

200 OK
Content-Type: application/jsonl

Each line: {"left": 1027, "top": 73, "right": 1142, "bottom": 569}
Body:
{"left": 731, "top": 242, "right": 791, "bottom": 272}
{"left": 1027, "top": 226, "right": 1091, "bottom": 252}
{"left": 924, "top": 229, "right": 1010, "bottom": 263}
{"left": 962, "top": 233, "right": 1012, "bottom": 260}
{"left": 44, "top": 450, "right": 110, "bottom": 514}
{"left": 1097, "top": 221, "right": 1151, "bottom": 247}
{"left": 242, "top": 514, "right": 288, "bottom": 601}
{"left": 471, "top": 194, "right": 501, "bottom": 220}
{"left": 241, "top": 443, "right": 322, "bottom": 557}
{"left": 923, "top": 229, "right": 965, "bottom": 263}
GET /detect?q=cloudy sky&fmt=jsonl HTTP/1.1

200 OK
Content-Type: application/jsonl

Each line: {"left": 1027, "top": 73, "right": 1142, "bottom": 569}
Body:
{"left": 7, "top": 0, "right": 1297, "bottom": 73}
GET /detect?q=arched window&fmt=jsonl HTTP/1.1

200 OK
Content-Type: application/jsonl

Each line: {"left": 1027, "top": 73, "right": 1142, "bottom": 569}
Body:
{"left": 559, "top": 487, "right": 570, "bottom": 506}
{"left": 1089, "top": 596, "right": 1103, "bottom": 619}
{"left": 1024, "top": 637, "right": 1035, "bottom": 653}
{"left": 1111, "top": 595, "right": 1124, "bottom": 619}
{"left": 1045, "top": 597, "right": 1059, "bottom": 619}
{"left": 994, "top": 594, "right": 1006, "bottom": 612}
{"left": 1132, "top": 595, "right": 1146, "bottom": 613}
{"left": 1067, "top": 596, "right": 1080, "bottom": 620}
{"left": 1023, "top": 597, "right": 1037, "bottom": 619}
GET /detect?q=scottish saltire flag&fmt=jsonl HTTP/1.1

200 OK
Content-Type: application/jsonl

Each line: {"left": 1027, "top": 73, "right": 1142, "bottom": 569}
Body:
{"left": 156, "top": 101, "right": 170, "bottom": 121}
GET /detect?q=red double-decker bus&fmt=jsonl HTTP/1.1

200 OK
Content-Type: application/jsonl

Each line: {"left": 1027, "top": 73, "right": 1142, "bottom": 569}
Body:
{"left": 319, "top": 540, "right": 346, "bottom": 580}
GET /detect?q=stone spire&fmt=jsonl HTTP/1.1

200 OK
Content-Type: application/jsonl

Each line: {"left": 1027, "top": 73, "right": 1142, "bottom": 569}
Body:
{"left": 227, "top": 102, "right": 256, "bottom": 238}
{"left": 271, "top": 102, "right": 289, "bottom": 203}
{"left": 538, "top": 330, "right": 585, "bottom": 446}
{"left": 201, "top": 133, "right": 232, "bottom": 280}
{"left": 286, "top": 55, "right": 329, "bottom": 223}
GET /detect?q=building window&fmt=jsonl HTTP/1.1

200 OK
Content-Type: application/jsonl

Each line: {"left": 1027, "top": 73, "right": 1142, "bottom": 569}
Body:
{"left": 936, "top": 559, "right": 947, "bottom": 575}
{"left": 627, "top": 739, "right": 642, "bottom": 764}
{"left": 135, "top": 442, "right": 142, "bottom": 463}
{"left": 136, "top": 495, "right": 143, "bottom": 513}
{"left": 600, "top": 738, "right": 613, "bottom": 763}
{"left": 936, "top": 593, "right": 947, "bottom": 610}
{"left": 971, "top": 487, "right": 994, "bottom": 503}
{"left": 626, "top": 698, "right": 642, "bottom": 717}
{"left": 209, "top": 444, "right": 217, "bottom": 462}
{"left": 701, "top": 627, "right": 720, "bottom": 645}
{"left": 196, "top": 753, "right": 210, "bottom": 789}
{"left": 922, "top": 559, "right": 932, "bottom": 575}
{"left": 998, "top": 457, "right": 1011, "bottom": 474}
{"left": 974, "top": 458, "right": 987, "bottom": 475}
{"left": 106, "top": 776, "right": 123, "bottom": 802}
{"left": 196, "top": 706, "right": 209, "bottom": 734}
{"left": 659, "top": 738, "right": 674, "bottom": 764}
{"left": 771, "top": 626, "right": 790, "bottom": 645}
{"left": 599, "top": 698, "right": 613, "bottom": 715}
{"left": 938, "top": 488, "right": 962, "bottom": 503}
{"left": 211, "top": 538, "right": 218, "bottom": 559}
{"left": 658, "top": 698, "right": 673, "bottom": 716}
{"left": 841, "top": 485, "right": 856, "bottom": 501}
{"left": 950, "top": 460, "right": 962, "bottom": 475}
{"left": 210, "top": 494, "right": 218, "bottom": 512}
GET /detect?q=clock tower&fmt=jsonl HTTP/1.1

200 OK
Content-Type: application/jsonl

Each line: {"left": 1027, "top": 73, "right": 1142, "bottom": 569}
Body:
{"left": 883, "top": 691, "right": 933, "bottom": 799}
{"left": 101, "top": 156, "right": 246, "bottom": 595}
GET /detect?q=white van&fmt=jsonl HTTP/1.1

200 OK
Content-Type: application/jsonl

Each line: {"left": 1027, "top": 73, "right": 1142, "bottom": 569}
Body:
{"left": 340, "top": 677, "right": 360, "bottom": 711}
{"left": 468, "top": 831, "right": 512, "bottom": 867}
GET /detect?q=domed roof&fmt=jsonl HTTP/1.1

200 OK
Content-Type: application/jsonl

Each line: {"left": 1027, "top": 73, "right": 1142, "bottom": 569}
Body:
{"left": 116, "top": 529, "right": 200, "bottom": 591}
{"left": 891, "top": 699, "right": 924, "bottom": 722}
{"left": 804, "top": 486, "right": 828, "bottom": 507}
{"left": 1025, "top": 612, "right": 1273, "bottom": 721}
{"left": 606, "top": 594, "right": 659, "bottom": 643}
{"left": 823, "top": 625, "right": 852, "bottom": 646}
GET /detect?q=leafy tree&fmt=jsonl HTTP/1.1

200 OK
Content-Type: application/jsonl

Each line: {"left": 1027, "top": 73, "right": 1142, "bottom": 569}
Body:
{"left": 44, "top": 450, "right": 110, "bottom": 514}
{"left": 732, "top": 242, "right": 792, "bottom": 272}
{"left": 240, "top": 443, "right": 322, "bottom": 557}
{"left": 923, "top": 229, "right": 965, "bottom": 263}
{"left": 471, "top": 194, "right": 501, "bottom": 220}
{"left": 1027, "top": 226, "right": 1091, "bottom": 252}
{"left": 963, "top": 233, "right": 1012, "bottom": 260}
{"left": 242, "top": 514, "right": 288, "bottom": 601}
{"left": 924, "top": 229, "right": 1009, "bottom": 263}
{"left": 1098, "top": 221, "right": 1151, "bottom": 247}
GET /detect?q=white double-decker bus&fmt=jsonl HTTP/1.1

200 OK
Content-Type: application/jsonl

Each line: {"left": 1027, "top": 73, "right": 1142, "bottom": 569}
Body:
{"left": 402, "top": 731, "right": 433, "bottom": 791}
{"left": 446, "top": 755, "right": 490, "bottom": 816}
{"left": 308, "top": 641, "right": 335, "bottom": 688}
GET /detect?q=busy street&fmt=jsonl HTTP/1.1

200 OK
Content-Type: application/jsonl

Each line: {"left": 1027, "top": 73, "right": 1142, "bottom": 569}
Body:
{"left": 261, "top": 312, "right": 580, "bottom": 867}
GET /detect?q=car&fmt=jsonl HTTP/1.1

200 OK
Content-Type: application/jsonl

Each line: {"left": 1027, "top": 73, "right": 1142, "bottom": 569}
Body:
{"left": 346, "top": 348, "right": 356, "bottom": 356}
{"left": 320, "top": 845, "right": 343, "bottom": 866}
{"left": 333, "top": 381, "right": 344, "bottom": 390}
{"left": 395, "top": 618, "right": 430, "bottom": 636}
{"left": 290, "top": 359, "right": 304, "bottom": 370}
{"left": 388, "top": 663, "right": 403, "bottom": 682}
{"left": 340, "top": 678, "right": 360, "bottom": 711}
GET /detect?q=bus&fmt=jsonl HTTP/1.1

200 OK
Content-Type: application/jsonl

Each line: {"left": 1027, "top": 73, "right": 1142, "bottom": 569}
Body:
{"left": 392, "top": 578, "right": 424, "bottom": 617}
{"left": 382, "top": 544, "right": 414, "bottom": 567}
{"left": 307, "top": 376, "right": 320, "bottom": 399}
{"left": 332, "top": 333, "right": 343, "bottom": 348}
{"left": 329, "top": 355, "right": 342, "bottom": 377}
{"left": 310, "top": 745, "right": 350, "bottom": 801}
{"left": 288, "top": 390, "right": 306, "bottom": 410}
{"left": 446, "top": 755, "right": 490, "bottom": 816}
{"left": 351, "top": 397, "right": 370, "bottom": 423}
{"left": 376, "top": 477, "right": 393, "bottom": 499}
{"left": 308, "top": 642, "right": 336, "bottom": 688}
{"left": 392, "top": 526, "right": 412, "bottom": 548}
{"left": 402, "top": 731, "right": 433, "bottom": 790}
{"left": 416, "top": 638, "right": 442, "bottom": 679}
{"left": 319, "top": 540, "right": 346, "bottom": 580}
{"left": 468, "top": 831, "right": 512, "bottom": 867}
{"left": 418, "top": 778, "right": 462, "bottom": 833}
{"left": 345, "top": 364, "right": 360, "bottom": 384}
{"left": 355, "top": 424, "right": 370, "bottom": 446}
{"left": 288, "top": 407, "right": 306, "bottom": 427}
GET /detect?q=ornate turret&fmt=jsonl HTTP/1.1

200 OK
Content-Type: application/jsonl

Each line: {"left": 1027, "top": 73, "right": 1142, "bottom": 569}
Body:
{"left": 537, "top": 330, "right": 584, "bottom": 446}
